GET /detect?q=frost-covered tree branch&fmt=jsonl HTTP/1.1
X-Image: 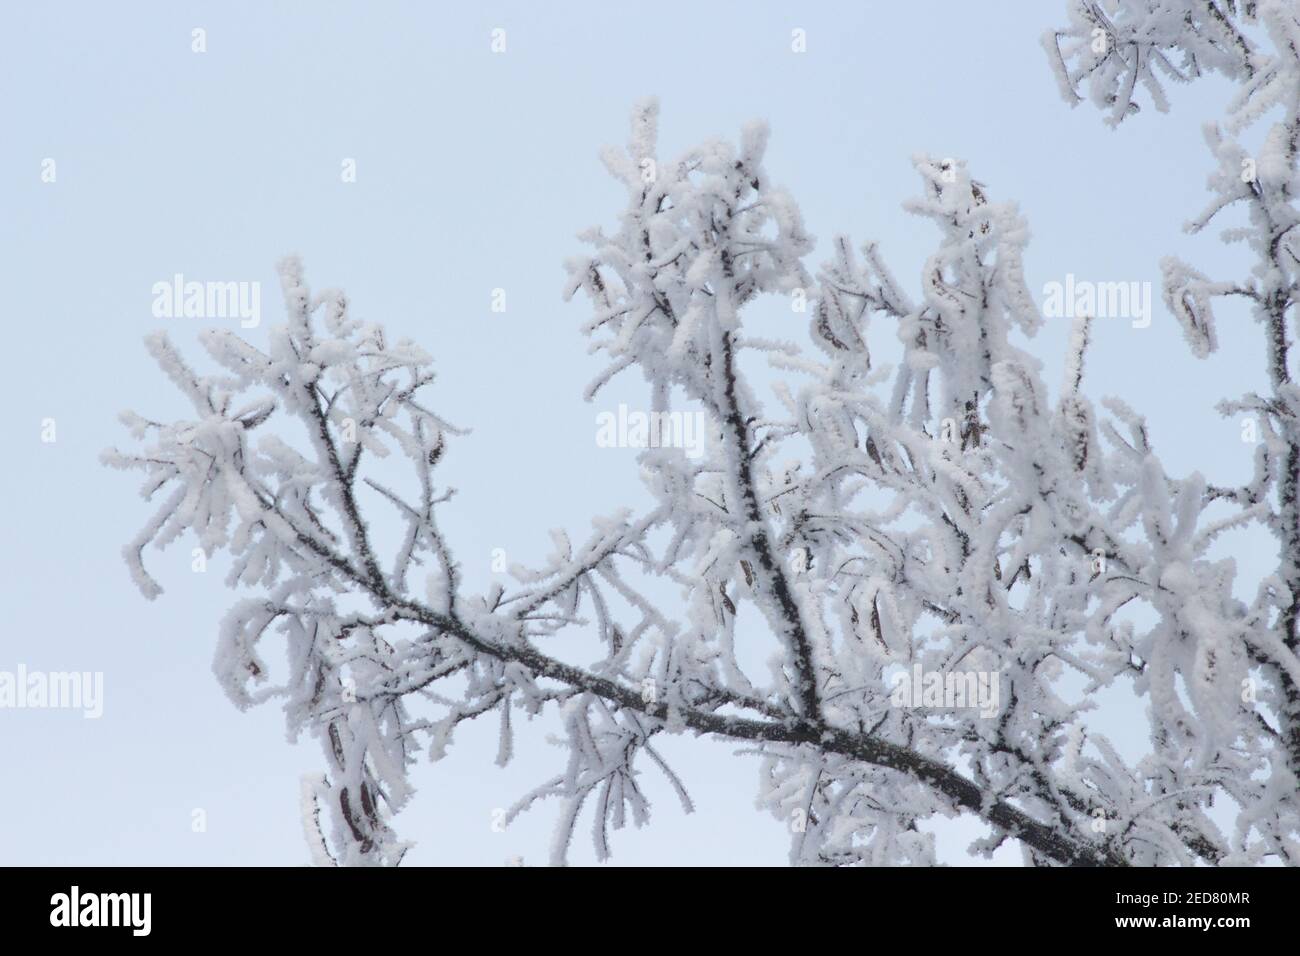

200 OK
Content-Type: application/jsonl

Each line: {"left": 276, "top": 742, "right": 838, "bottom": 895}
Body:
{"left": 1048, "top": 0, "right": 1300, "bottom": 864}
{"left": 103, "top": 5, "right": 1300, "bottom": 866}
{"left": 1044, "top": 0, "right": 1259, "bottom": 126}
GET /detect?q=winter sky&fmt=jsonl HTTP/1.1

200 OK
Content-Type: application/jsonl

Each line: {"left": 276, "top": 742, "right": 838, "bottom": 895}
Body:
{"left": 0, "top": 1, "right": 1270, "bottom": 864}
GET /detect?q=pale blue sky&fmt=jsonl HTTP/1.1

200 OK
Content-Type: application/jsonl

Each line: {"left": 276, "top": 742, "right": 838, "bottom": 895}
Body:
{"left": 0, "top": 1, "right": 1272, "bottom": 865}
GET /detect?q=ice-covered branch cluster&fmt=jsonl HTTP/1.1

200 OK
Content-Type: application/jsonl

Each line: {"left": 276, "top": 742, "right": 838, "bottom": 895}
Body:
{"left": 1046, "top": 0, "right": 1300, "bottom": 863}
{"left": 103, "top": 3, "right": 1300, "bottom": 866}
{"left": 562, "top": 97, "right": 1299, "bottom": 864}
{"left": 1044, "top": 0, "right": 1259, "bottom": 126}
{"left": 104, "top": 259, "right": 470, "bottom": 864}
